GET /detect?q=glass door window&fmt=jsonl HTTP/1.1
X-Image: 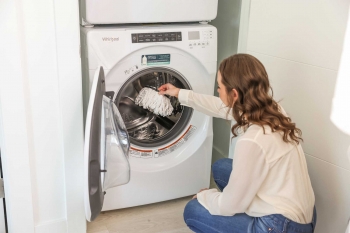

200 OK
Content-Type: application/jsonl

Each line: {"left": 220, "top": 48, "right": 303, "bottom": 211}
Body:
{"left": 114, "top": 68, "right": 193, "bottom": 148}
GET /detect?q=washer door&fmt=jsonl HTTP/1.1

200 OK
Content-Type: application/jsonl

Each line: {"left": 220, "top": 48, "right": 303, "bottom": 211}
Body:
{"left": 84, "top": 66, "right": 130, "bottom": 222}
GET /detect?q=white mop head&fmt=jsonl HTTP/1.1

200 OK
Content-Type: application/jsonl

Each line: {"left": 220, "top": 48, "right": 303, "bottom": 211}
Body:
{"left": 135, "top": 87, "right": 174, "bottom": 117}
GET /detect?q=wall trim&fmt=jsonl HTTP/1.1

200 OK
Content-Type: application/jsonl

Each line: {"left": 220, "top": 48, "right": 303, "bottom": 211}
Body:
{"left": 53, "top": 0, "right": 86, "bottom": 231}
{"left": 35, "top": 219, "right": 67, "bottom": 233}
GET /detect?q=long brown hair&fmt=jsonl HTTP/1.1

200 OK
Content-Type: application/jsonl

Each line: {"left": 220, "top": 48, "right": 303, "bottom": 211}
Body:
{"left": 219, "top": 54, "right": 302, "bottom": 144}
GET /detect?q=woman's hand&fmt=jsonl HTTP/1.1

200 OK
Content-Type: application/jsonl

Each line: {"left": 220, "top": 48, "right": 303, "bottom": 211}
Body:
{"left": 158, "top": 83, "right": 180, "bottom": 98}
{"left": 192, "top": 188, "right": 209, "bottom": 199}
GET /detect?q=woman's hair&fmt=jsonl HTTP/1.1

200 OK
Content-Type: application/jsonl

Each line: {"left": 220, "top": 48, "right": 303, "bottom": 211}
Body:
{"left": 219, "top": 54, "right": 302, "bottom": 144}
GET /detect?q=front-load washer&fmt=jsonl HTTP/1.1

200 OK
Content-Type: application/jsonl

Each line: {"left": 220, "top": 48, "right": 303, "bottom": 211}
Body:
{"left": 79, "top": 0, "right": 218, "bottom": 25}
{"left": 81, "top": 24, "right": 217, "bottom": 221}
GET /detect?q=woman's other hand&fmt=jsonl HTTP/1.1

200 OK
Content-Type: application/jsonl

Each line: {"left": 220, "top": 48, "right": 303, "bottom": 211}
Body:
{"left": 158, "top": 83, "right": 180, "bottom": 97}
{"left": 192, "top": 188, "right": 209, "bottom": 199}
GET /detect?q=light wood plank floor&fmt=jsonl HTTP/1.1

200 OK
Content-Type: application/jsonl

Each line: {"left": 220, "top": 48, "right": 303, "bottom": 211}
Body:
{"left": 87, "top": 196, "right": 193, "bottom": 233}
{"left": 87, "top": 176, "right": 217, "bottom": 233}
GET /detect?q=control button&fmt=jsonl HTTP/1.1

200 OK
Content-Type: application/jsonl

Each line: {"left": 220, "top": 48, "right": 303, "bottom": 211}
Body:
{"left": 206, "top": 41, "right": 209, "bottom": 45}
{"left": 151, "top": 34, "right": 156, "bottom": 38}
{"left": 145, "top": 38, "right": 151, "bottom": 42}
{"left": 170, "top": 37, "right": 176, "bottom": 41}
{"left": 157, "top": 33, "right": 163, "bottom": 37}
{"left": 131, "top": 34, "right": 137, "bottom": 43}
{"left": 202, "top": 42, "right": 205, "bottom": 46}
{"left": 138, "top": 39, "right": 145, "bottom": 42}
{"left": 144, "top": 34, "right": 151, "bottom": 38}
{"left": 164, "top": 37, "right": 169, "bottom": 41}
{"left": 189, "top": 43, "right": 193, "bottom": 46}
{"left": 158, "top": 38, "right": 164, "bottom": 42}
{"left": 193, "top": 43, "right": 197, "bottom": 46}
{"left": 164, "top": 33, "right": 170, "bottom": 37}
{"left": 176, "top": 32, "right": 182, "bottom": 41}
{"left": 138, "top": 34, "right": 144, "bottom": 38}
{"left": 152, "top": 38, "right": 157, "bottom": 42}
{"left": 170, "top": 33, "right": 176, "bottom": 37}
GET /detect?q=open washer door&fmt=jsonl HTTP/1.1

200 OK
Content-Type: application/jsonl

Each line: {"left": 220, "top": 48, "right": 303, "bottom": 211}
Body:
{"left": 84, "top": 66, "right": 130, "bottom": 222}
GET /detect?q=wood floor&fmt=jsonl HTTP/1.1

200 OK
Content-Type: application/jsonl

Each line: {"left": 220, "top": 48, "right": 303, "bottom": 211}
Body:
{"left": 87, "top": 196, "right": 193, "bottom": 233}
{"left": 87, "top": 176, "right": 217, "bottom": 233}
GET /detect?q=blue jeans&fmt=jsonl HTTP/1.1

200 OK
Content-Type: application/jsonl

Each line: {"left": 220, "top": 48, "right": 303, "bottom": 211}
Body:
{"left": 183, "top": 158, "right": 317, "bottom": 233}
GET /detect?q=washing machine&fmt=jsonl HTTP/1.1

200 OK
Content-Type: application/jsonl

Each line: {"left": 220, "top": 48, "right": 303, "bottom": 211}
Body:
{"left": 81, "top": 24, "right": 217, "bottom": 221}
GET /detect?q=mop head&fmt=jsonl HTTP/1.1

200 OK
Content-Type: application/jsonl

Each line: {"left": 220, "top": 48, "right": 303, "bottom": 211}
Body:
{"left": 135, "top": 87, "right": 174, "bottom": 117}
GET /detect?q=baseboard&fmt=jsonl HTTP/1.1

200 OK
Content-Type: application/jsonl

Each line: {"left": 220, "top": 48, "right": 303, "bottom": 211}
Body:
{"left": 35, "top": 218, "right": 67, "bottom": 233}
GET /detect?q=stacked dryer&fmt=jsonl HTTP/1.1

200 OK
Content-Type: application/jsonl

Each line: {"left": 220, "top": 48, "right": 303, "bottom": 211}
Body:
{"left": 80, "top": 0, "right": 218, "bottom": 221}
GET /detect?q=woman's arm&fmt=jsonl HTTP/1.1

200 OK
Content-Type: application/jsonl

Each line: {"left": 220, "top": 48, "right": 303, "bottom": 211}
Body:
{"left": 158, "top": 83, "right": 233, "bottom": 120}
{"left": 178, "top": 89, "right": 233, "bottom": 120}
{"left": 196, "top": 139, "right": 269, "bottom": 216}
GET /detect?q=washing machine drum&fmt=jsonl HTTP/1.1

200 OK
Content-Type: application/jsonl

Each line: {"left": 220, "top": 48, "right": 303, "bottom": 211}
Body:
{"left": 113, "top": 67, "right": 193, "bottom": 148}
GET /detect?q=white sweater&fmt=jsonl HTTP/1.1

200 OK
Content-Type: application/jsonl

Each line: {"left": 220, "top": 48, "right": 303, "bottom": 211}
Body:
{"left": 178, "top": 89, "right": 315, "bottom": 224}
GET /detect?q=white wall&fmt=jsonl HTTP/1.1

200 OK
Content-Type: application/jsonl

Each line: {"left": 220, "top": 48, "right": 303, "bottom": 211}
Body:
{"left": 0, "top": 0, "right": 85, "bottom": 232}
{"left": 245, "top": 1, "right": 350, "bottom": 232}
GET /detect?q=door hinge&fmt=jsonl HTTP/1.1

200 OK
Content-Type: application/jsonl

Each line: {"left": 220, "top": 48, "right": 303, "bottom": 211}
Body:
{"left": 0, "top": 179, "right": 4, "bottom": 198}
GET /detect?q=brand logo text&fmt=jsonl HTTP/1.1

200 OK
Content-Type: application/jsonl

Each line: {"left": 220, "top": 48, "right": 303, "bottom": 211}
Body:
{"left": 102, "top": 37, "right": 119, "bottom": 42}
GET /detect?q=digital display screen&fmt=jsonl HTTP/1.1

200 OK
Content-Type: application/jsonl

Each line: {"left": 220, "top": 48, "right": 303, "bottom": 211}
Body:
{"left": 188, "top": 31, "right": 200, "bottom": 40}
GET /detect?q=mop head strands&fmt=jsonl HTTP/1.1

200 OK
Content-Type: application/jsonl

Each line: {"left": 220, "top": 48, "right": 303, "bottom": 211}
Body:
{"left": 135, "top": 87, "right": 174, "bottom": 117}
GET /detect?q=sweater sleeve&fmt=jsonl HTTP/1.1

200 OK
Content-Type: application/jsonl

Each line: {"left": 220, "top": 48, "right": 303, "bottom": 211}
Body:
{"left": 196, "top": 139, "right": 269, "bottom": 216}
{"left": 177, "top": 89, "right": 234, "bottom": 120}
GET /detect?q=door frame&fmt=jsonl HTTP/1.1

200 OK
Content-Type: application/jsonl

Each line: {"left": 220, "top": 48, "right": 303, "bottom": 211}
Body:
{"left": 0, "top": 0, "right": 85, "bottom": 232}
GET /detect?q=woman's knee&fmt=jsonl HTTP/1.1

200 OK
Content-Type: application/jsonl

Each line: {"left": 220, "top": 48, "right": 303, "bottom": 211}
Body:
{"left": 184, "top": 199, "right": 210, "bottom": 223}
{"left": 212, "top": 158, "right": 232, "bottom": 179}
{"left": 184, "top": 199, "right": 212, "bottom": 232}
{"left": 184, "top": 199, "right": 200, "bottom": 222}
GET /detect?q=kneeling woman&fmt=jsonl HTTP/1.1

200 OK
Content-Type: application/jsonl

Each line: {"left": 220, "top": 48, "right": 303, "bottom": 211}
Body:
{"left": 158, "top": 54, "right": 316, "bottom": 233}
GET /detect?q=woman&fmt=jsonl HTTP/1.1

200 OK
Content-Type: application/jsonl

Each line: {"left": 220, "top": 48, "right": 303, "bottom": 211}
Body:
{"left": 158, "top": 54, "right": 316, "bottom": 233}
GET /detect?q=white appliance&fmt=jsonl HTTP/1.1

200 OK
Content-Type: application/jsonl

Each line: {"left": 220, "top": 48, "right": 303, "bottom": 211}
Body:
{"left": 79, "top": 0, "right": 218, "bottom": 25}
{"left": 81, "top": 24, "right": 217, "bottom": 221}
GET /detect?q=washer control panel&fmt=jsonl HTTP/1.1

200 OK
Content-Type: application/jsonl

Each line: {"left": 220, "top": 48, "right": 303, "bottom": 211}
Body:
{"left": 132, "top": 32, "right": 182, "bottom": 43}
{"left": 130, "top": 28, "right": 215, "bottom": 50}
{"left": 188, "top": 30, "right": 213, "bottom": 49}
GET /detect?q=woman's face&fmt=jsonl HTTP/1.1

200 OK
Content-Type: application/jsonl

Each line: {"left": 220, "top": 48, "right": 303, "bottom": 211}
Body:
{"left": 217, "top": 71, "right": 239, "bottom": 107}
{"left": 217, "top": 71, "right": 229, "bottom": 106}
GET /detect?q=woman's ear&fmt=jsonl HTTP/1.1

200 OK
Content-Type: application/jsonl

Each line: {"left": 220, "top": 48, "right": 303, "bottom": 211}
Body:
{"left": 232, "top": 89, "right": 239, "bottom": 103}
